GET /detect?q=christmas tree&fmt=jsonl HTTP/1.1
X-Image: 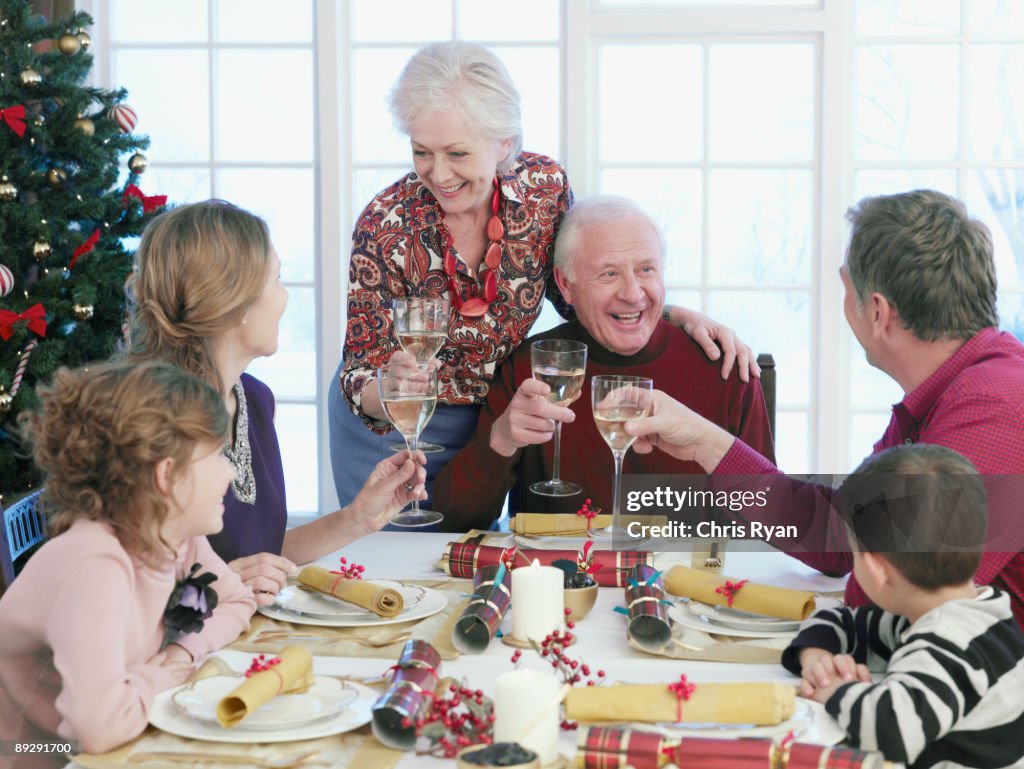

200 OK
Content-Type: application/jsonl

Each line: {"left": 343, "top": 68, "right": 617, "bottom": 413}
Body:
{"left": 0, "top": 0, "right": 166, "bottom": 501}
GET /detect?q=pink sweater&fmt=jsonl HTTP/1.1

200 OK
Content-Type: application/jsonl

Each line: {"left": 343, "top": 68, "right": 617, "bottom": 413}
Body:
{"left": 0, "top": 519, "right": 256, "bottom": 767}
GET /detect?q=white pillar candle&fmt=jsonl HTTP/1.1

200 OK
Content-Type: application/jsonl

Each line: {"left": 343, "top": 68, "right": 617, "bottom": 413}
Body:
{"left": 494, "top": 667, "right": 561, "bottom": 765}
{"left": 511, "top": 559, "right": 564, "bottom": 643}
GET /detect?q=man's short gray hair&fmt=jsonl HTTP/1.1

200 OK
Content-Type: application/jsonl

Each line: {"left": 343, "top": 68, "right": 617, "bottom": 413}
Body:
{"left": 846, "top": 190, "right": 997, "bottom": 342}
{"left": 554, "top": 195, "right": 666, "bottom": 281}
{"left": 388, "top": 41, "right": 522, "bottom": 172}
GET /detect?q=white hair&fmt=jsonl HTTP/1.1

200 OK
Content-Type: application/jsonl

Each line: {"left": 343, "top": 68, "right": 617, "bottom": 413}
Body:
{"left": 388, "top": 41, "right": 523, "bottom": 172}
{"left": 554, "top": 195, "right": 666, "bottom": 281}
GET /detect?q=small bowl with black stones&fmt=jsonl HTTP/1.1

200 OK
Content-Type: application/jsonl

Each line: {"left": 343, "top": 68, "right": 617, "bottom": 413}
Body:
{"left": 560, "top": 565, "right": 598, "bottom": 622}
{"left": 456, "top": 742, "right": 540, "bottom": 769}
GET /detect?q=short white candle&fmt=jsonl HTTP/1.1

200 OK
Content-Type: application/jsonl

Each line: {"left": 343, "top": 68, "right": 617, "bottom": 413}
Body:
{"left": 511, "top": 558, "right": 564, "bottom": 643}
{"left": 494, "top": 667, "right": 561, "bottom": 765}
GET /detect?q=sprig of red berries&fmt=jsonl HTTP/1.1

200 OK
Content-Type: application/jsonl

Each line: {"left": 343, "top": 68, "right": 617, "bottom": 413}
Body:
{"left": 330, "top": 556, "right": 365, "bottom": 580}
{"left": 245, "top": 654, "right": 282, "bottom": 677}
{"left": 576, "top": 498, "right": 601, "bottom": 533}
{"left": 409, "top": 678, "right": 495, "bottom": 759}
{"left": 509, "top": 607, "right": 606, "bottom": 730}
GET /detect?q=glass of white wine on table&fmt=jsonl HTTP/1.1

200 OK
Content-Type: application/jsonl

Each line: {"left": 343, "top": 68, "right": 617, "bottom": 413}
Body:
{"left": 590, "top": 375, "right": 653, "bottom": 537}
{"left": 390, "top": 297, "right": 449, "bottom": 454}
{"left": 529, "top": 339, "right": 588, "bottom": 497}
{"left": 377, "top": 361, "right": 443, "bottom": 527}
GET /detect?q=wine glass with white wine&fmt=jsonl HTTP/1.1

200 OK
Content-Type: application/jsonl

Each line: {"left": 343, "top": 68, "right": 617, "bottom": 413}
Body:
{"left": 590, "top": 375, "right": 653, "bottom": 537}
{"left": 529, "top": 339, "right": 588, "bottom": 497}
{"left": 377, "top": 362, "right": 443, "bottom": 527}
{"left": 390, "top": 297, "right": 449, "bottom": 454}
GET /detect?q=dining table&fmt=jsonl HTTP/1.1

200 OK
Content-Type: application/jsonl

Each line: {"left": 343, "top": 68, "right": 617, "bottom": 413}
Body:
{"left": 70, "top": 530, "right": 868, "bottom": 769}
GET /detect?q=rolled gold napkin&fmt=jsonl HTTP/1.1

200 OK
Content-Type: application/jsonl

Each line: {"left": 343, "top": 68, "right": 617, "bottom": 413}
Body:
{"left": 297, "top": 565, "right": 404, "bottom": 618}
{"left": 664, "top": 565, "right": 815, "bottom": 620}
{"left": 216, "top": 646, "right": 314, "bottom": 728}
{"left": 564, "top": 682, "right": 795, "bottom": 726}
{"left": 510, "top": 513, "right": 668, "bottom": 536}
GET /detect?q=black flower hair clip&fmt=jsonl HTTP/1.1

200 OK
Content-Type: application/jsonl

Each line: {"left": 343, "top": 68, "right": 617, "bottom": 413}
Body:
{"left": 162, "top": 562, "right": 219, "bottom": 649}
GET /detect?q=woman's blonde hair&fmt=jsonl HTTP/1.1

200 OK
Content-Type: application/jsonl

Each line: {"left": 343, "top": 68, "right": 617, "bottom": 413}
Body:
{"left": 20, "top": 360, "right": 229, "bottom": 565}
{"left": 124, "top": 200, "right": 271, "bottom": 391}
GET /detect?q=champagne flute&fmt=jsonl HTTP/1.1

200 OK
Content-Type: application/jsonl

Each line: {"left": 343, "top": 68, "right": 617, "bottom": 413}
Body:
{"left": 377, "top": 362, "right": 443, "bottom": 527}
{"left": 529, "top": 339, "right": 588, "bottom": 497}
{"left": 390, "top": 297, "right": 449, "bottom": 454}
{"left": 591, "top": 375, "right": 654, "bottom": 537}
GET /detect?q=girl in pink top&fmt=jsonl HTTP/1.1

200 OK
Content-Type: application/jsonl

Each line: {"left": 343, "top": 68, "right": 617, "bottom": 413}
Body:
{"left": 0, "top": 360, "right": 257, "bottom": 768}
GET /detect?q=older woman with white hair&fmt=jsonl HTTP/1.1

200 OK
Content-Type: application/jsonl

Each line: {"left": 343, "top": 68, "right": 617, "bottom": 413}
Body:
{"left": 329, "top": 41, "right": 755, "bottom": 521}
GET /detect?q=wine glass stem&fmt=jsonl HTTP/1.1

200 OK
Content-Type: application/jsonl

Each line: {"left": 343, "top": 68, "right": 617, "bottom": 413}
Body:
{"left": 611, "top": 449, "right": 625, "bottom": 531}
{"left": 406, "top": 434, "right": 420, "bottom": 514}
{"left": 551, "top": 421, "right": 564, "bottom": 483}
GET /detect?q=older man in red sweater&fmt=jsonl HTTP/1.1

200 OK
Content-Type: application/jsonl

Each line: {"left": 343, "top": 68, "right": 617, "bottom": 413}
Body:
{"left": 432, "top": 195, "right": 774, "bottom": 530}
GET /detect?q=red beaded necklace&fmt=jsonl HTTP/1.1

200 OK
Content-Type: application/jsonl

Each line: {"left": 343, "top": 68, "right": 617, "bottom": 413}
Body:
{"left": 442, "top": 177, "right": 504, "bottom": 318}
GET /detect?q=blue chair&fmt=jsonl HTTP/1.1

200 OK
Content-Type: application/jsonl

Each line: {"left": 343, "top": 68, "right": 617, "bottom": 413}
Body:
{"left": 0, "top": 489, "right": 46, "bottom": 588}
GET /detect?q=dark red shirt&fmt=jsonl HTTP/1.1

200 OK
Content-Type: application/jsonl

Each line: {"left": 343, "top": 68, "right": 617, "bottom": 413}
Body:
{"left": 718, "top": 327, "right": 1024, "bottom": 627}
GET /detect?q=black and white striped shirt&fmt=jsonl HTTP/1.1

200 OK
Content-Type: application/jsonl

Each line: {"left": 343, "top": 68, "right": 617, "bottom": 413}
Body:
{"left": 782, "top": 587, "right": 1024, "bottom": 768}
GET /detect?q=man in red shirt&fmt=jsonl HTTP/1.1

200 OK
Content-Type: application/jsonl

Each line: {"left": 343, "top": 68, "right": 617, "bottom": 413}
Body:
{"left": 433, "top": 196, "right": 774, "bottom": 530}
{"left": 626, "top": 190, "right": 1024, "bottom": 627}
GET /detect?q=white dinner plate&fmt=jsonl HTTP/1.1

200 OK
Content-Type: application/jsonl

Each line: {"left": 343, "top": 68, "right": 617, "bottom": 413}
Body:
{"left": 172, "top": 675, "right": 358, "bottom": 731}
{"left": 701, "top": 595, "right": 843, "bottom": 632}
{"left": 272, "top": 581, "right": 426, "bottom": 620}
{"left": 258, "top": 582, "right": 446, "bottom": 627}
{"left": 151, "top": 679, "right": 376, "bottom": 743}
{"left": 653, "top": 699, "right": 844, "bottom": 745}
{"left": 669, "top": 601, "right": 798, "bottom": 639}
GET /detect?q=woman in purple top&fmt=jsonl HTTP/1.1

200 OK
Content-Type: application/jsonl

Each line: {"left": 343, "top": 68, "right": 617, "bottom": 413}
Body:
{"left": 124, "top": 200, "right": 426, "bottom": 603}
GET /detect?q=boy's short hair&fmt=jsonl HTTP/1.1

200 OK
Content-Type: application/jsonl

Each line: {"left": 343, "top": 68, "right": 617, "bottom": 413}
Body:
{"left": 838, "top": 444, "right": 986, "bottom": 590}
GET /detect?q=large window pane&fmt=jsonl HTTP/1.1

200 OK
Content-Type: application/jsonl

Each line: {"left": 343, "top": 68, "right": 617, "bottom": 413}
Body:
{"left": 856, "top": 45, "right": 959, "bottom": 162}
{"left": 853, "top": 169, "right": 957, "bottom": 201}
{"left": 274, "top": 404, "right": 319, "bottom": 514}
{"left": 216, "top": 50, "right": 314, "bottom": 163}
{"left": 967, "top": 0, "right": 1024, "bottom": 34}
{"left": 707, "top": 290, "right": 810, "bottom": 406}
{"left": 139, "top": 167, "right": 212, "bottom": 205}
{"left": 114, "top": 50, "right": 210, "bottom": 162}
{"left": 350, "top": 0, "right": 452, "bottom": 43}
{"left": 854, "top": 0, "right": 960, "bottom": 36}
{"left": 707, "top": 170, "right": 812, "bottom": 284}
{"left": 708, "top": 44, "right": 815, "bottom": 163}
{"left": 967, "top": 172, "right": 1024, "bottom": 286}
{"left": 491, "top": 47, "right": 560, "bottom": 161}
{"left": 459, "top": 0, "right": 558, "bottom": 41}
{"left": 849, "top": 412, "right": 892, "bottom": 468}
{"left": 600, "top": 169, "right": 702, "bottom": 285}
{"left": 599, "top": 44, "right": 702, "bottom": 163}
{"left": 598, "top": 0, "right": 819, "bottom": 5}
{"left": 351, "top": 48, "right": 418, "bottom": 164}
{"left": 216, "top": 0, "right": 312, "bottom": 43}
{"left": 217, "top": 169, "right": 316, "bottom": 283}
{"left": 112, "top": 0, "right": 207, "bottom": 42}
{"left": 998, "top": 293, "right": 1024, "bottom": 340}
{"left": 968, "top": 45, "right": 1024, "bottom": 163}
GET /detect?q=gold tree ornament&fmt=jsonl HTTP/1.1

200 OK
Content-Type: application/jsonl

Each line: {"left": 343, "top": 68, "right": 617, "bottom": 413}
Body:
{"left": 128, "top": 153, "right": 148, "bottom": 174}
{"left": 76, "top": 31, "right": 91, "bottom": 50}
{"left": 19, "top": 67, "right": 41, "bottom": 86}
{"left": 46, "top": 168, "right": 67, "bottom": 186}
{"left": 72, "top": 304, "right": 94, "bottom": 320}
{"left": 57, "top": 33, "right": 81, "bottom": 55}
{"left": 0, "top": 390, "right": 12, "bottom": 414}
{"left": 31, "top": 241, "right": 51, "bottom": 262}
{"left": 73, "top": 117, "right": 95, "bottom": 137}
{"left": 0, "top": 177, "right": 16, "bottom": 200}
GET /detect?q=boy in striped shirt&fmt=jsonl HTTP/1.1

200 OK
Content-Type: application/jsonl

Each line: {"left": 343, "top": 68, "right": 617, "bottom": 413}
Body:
{"left": 782, "top": 444, "right": 1024, "bottom": 769}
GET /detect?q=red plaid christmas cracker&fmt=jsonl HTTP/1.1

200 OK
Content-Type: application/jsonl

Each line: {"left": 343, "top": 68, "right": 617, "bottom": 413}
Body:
{"left": 619, "top": 564, "right": 672, "bottom": 652}
{"left": 444, "top": 541, "right": 650, "bottom": 587}
{"left": 452, "top": 563, "right": 511, "bottom": 654}
{"left": 371, "top": 639, "right": 441, "bottom": 750}
{"left": 787, "top": 743, "right": 890, "bottom": 769}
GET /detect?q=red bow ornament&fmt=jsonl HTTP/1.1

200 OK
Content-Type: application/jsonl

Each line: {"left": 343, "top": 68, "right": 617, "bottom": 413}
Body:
{"left": 0, "top": 105, "right": 27, "bottom": 138}
{"left": 715, "top": 578, "right": 749, "bottom": 608}
{"left": 668, "top": 674, "right": 697, "bottom": 722}
{"left": 123, "top": 184, "right": 167, "bottom": 214}
{"left": 0, "top": 303, "right": 48, "bottom": 341}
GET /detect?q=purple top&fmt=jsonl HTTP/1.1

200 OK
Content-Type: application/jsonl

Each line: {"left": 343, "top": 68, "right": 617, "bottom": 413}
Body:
{"left": 208, "top": 373, "right": 287, "bottom": 563}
